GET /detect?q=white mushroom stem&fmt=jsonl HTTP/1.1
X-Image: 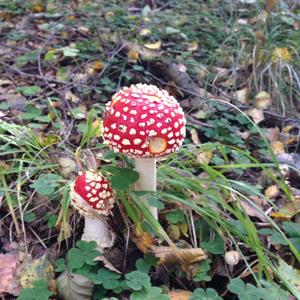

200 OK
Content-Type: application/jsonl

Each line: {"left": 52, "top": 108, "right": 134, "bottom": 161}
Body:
{"left": 81, "top": 215, "right": 116, "bottom": 252}
{"left": 134, "top": 158, "right": 158, "bottom": 219}
{"left": 71, "top": 192, "right": 116, "bottom": 252}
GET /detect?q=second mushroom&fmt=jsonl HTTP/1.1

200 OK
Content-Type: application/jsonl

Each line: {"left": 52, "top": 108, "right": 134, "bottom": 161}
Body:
{"left": 102, "top": 84, "right": 186, "bottom": 219}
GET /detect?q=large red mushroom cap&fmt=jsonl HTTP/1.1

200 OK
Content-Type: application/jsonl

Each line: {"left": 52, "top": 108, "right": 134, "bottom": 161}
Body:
{"left": 70, "top": 171, "right": 114, "bottom": 216}
{"left": 102, "top": 84, "right": 186, "bottom": 158}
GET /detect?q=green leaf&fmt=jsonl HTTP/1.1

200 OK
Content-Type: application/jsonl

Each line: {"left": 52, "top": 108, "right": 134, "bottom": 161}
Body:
{"left": 165, "top": 209, "right": 186, "bottom": 224}
{"left": 20, "top": 105, "right": 42, "bottom": 120}
{"left": 67, "top": 248, "right": 85, "bottom": 270}
{"left": 17, "top": 280, "right": 53, "bottom": 300}
{"left": 227, "top": 278, "right": 262, "bottom": 300}
{"left": 61, "top": 46, "right": 79, "bottom": 57}
{"left": 147, "top": 196, "right": 165, "bottom": 209}
{"left": 202, "top": 234, "right": 224, "bottom": 254}
{"left": 76, "top": 240, "right": 98, "bottom": 252}
{"left": 30, "top": 173, "right": 62, "bottom": 196}
{"left": 96, "top": 268, "right": 121, "bottom": 290}
{"left": 278, "top": 259, "right": 300, "bottom": 285}
{"left": 193, "top": 259, "right": 211, "bottom": 282}
{"left": 23, "top": 212, "right": 37, "bottom": 222}
{"left": 125, "top": 271, "right": 151, "bottom": 291}
{"left": 55, "top": 258, "right": 66, "bottom": 272}
{"left": 190, "top": 288, "right": 222, "bottom": 300}
{"left": 102, "top": 166, "right": 139, "bottom": 190}
{"left": 135, "top": 254, "right": 157, "bottom": 273}
{"left": 16, "top": 86, "right": 42, "bottom": 96}
{"left": 130, "top": 287, "right": 170, "bottom": 300}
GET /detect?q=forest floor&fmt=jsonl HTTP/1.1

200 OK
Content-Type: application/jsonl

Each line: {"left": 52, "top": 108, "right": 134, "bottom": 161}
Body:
{"left": 1, "top": 0, "right": 300, "bottom": 299}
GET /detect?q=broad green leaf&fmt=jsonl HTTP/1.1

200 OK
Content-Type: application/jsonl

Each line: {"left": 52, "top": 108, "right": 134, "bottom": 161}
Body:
{"left": 17, "top": 280, "right": 53, "bottom": 300}
{"left": 190, "top": 288, "right": 222, "bottom": 300}
{"left": 67, "top": 248, "right": 85, "bottom": 270}
{"left": 202, "top": 234, "right": 224, "bottom": 254}
{"left": 30, "top": 173, "right": 62, "bottom": 196}
{"left": 16, "top": 86, "right": 42, "bottom": 96}
{"left": 125, "top": 271, "right": 151, "bottom": 291}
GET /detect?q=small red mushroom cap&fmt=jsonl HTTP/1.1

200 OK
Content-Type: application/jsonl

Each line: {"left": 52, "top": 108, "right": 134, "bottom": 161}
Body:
{"left": 70, "top": 171, "right": 114, "bottom": 216}
{"left": 102, "top": 84, "right": 186, "bottom": 158}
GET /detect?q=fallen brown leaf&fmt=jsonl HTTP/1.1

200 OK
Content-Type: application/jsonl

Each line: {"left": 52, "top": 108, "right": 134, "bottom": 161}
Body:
{"left": 235, "top": 88, "right": 249, "bottom": 104}
{"left": 271, "top": 141, "right": 285, "bottom": 155}
{"left": 144, "top": 41, "right": 161, "bottom": 50}
{"left": 255, "top": 91, "right": 272, "bottom": 109}
{"left": 246, "top": 108, "right": 265, "bottom": 124}
{"left": 190, "top": 128, "right": 200, "bottom": 144}
{"left": 271, "top": 199, "right": 300, "bottom": 220}
{"left": 265, "top": 185, "right": 280, "bottom": 199}
{"left": 196, "top": 149, "right": 213, "bottom": 164}
{"left": 168, "top": 290, "right": 192, "bottom": 300}
{"left": 132, "top": 225, "right": 156, "bottom": 253}
{"left": 239, "top": 200, "right": 268, "bottom": 222}
{"left": 0, "top": 253, "right": 20, "bottom": 296}
{"left": 151, "top": 246, "right": 207, "bottom": 266}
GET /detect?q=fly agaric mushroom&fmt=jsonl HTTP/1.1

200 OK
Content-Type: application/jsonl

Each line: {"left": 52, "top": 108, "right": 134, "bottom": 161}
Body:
{"left": 70, "top": 171, "right": 115, "bottom": 251}
{"left": 102, "top": 84, "right": 186, "bottom": 219}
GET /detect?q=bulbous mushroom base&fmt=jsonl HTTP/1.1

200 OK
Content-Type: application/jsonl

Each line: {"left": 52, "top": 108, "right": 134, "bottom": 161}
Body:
{"left": 82, "top": 215, "right": 116, "bottom": 252}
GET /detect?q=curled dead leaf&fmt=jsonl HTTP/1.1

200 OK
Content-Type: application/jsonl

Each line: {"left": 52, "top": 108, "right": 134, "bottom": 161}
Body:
{"left": 196, "top": 149, "right": 213, "bottom": 164}
{"left": 128, "top": 49, "right": 139, "bottom": 63}
{"left": 265, "top": 185, "right": 280, "bottom": 199}
{"left": 255, "top": 91, "right": 272, "bottom": 109}
{"left": 271, "top": 198, "right": 300, "bottom": 220}
{"left": 271, "top": 141, "right": 285, "bottom": 155}
{"left": 58, "top": 157, "right": 77, "bottom": 178}
{"left": 151, "top": 246, "right": 207, "bottom": 266}
{"left": 190, "top": 128, "right": 200, "bottom": 144}
{"left": 187, "top": 41, "right": 198, "bottom": 52}
{"left": 246, "top": 108, "right": 265, "bottom": 124}
{"left": 144, "top": 41, "right": 161, "bottom": 50}
{"left": 235, "top": 88, "right": 249, "bottom": 104}
{"left": 132, "top": 225, "right": 156, "bottom": 253}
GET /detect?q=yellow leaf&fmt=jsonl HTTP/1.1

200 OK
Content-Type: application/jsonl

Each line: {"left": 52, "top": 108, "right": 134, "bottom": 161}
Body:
{"left": 105, "top": 11, "right": 115, "bottom": 20}
{"left": 246, "top": 108, "right": 265, "bottom": 124}
{"left": 179, "top": 223, "right": 189, "bottom": 238}
{"left": 92, "top": 119, "right": 103, "bottom": 137}
{"left": 271, "top": 141, "right": 285, "bottom": 154}
{"left": 282, "top": 125, "right": 293, "bottom": 134}
{"left": 32, "top": 4, "right": 45, "bottom": 13}
{"left": 65, "top": 90, "right": 78, "bottom": 103}
{"left": 265, "top": 185, "right": 280, "bottom": 199}
{"left": 255, "top": 91, "right": 272, "bottom": 109}
{"left": 271, "top": 199, "right": 300, "bottom": 220}
{"left": 140, "top": 28, "right": 151, "bottom": 36}
{"left": 67, "top": 15, "right": 77, "bottom": 21}
{"left": 196, "top": 150, "right": 213, "bottom": 164}
{"left": 187, "top": 41, "right": 198, "bottom": 52}
{"left": 20, "top": 255, "right": 54, "bottom": 288}
{"left": 167, "top": 224, "right": 181, "bottom": 240}
{"left": 92, "top": 60, "right": 105, "bottom": 72}
{"left": 168, "top": 290, "right": 192, "bottom": 300}
{"left": 235, "top": 88, "right": 249, "bottom": 104}
{"left": 271, "top": 48, "right": 292, "bottom": 63}
{"left": 190, "top": 128, "right": 200, "bottom": 144}
{"left": 128, "top": 49, "right": 139, "bottom": 63}
{"left": 132, "top": 225, "right": 155, "bottom": 253}
{"left": 144, "top": 41, "right": 161, "bottom": 50}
